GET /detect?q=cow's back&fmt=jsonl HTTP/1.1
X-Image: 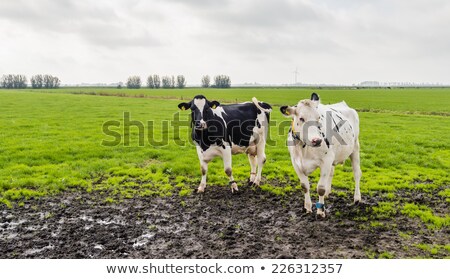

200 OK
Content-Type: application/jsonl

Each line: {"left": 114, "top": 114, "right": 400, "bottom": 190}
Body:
{"left": 318, "top": 102, "right": 359, "bottom": 164}
{"left": 323, "top": 101, "right": 359, "bottom": 138}
{"left": 218, "top": 103, "right": 269, "bottom": 147}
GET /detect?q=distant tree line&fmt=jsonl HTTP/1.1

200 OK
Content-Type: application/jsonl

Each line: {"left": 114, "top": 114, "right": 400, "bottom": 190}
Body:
{"left": 31, "top": 74, "right": 60, "bottom": 89}
{"left": 201, "top": 75, "right": 210, "bottom": 88}
{"left": 123, "top": 74, "right": 231, "bottom": 89}
{"left": 1, "top": 73, "right": 231, "bottom": 89}
{"left": 212, "top": 75, "right": 231, "bottom": 88}
{"left": 201, "top": 75, "right": 231, "bottom": 88}
{"left": 125, "top": 74, "right": 187, "bottom": 89}
{"left": 1, "top": 74, "right": 27, "bottom": 89}
{"left": 0, "top": 74, "right": 61, "bottom": 89}
{"left": 151, "top": 75, "right": 186, "bottom": 89}
{"left": 126, "top": 76, "right": 141, "bottom": 89}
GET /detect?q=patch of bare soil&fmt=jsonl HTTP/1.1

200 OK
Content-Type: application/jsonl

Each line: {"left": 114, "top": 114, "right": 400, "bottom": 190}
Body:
{"left": 1, "top": 185, "right": 448, "bottom": 258}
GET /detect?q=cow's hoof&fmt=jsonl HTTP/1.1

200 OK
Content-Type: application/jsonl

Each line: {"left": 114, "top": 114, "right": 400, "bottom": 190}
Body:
{"left": 252, "top": 180, "right": 261, "bottom": 187}
{"left": 197, "top": 185, "right": 206, "bottom": 193}
{"left": 316, "top": 209, "right": 326, "bottom": 218}
{"left": 231, "top": 183, "right": 238, "bottom": 193}
{"left": 304, "top": 203, "right": 313, "bottom": 213}
{"left": 351, "top": 200, "right": 361, "bottom": 206}
{"left": 247, "top": 179, "right": 255, "bottom": 186}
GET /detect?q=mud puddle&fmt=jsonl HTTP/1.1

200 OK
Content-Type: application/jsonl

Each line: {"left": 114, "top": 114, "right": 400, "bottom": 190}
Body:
{"left": 1, "top": 186, "right": 448, "bottom": 258}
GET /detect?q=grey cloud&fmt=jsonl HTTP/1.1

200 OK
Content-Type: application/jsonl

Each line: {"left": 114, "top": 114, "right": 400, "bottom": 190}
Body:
{"left": 0, "top": 0, "right": 115, "bottom": 29}
{"left": 78, "top": 22, "right": 161, "bottom": 49}
{"left": 168, "top": 0, "right": 327, "bottom": 29}
{"left": 1, "top": 0, "right": 449, "bottom": 84}
{"left": 213, "top": 1, "right": 324, "bottom": 29}
{"left": 183, "top": 0, "right": 349, "bottom": 59}
{"left": 0, "top": 0, "right": 162, "bottom": 49}
{"left": 163, "top": 0, "right": 232, "bottom": 8}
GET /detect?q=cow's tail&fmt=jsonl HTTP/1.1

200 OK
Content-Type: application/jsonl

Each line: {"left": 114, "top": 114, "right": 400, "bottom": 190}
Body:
{"left": 252, "top": 97, "right": 272, "bottom": 113}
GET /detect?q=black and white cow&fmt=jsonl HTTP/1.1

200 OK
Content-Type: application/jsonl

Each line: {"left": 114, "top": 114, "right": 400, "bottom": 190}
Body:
{"left": 280, "top": 93, "right": 362, "bottom": 217}
{"left": 178, "top": 95, "right": 272, "bottom": 192}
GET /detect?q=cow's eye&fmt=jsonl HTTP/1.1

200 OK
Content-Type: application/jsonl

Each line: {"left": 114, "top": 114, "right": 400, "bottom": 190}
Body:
{"left": 299, "top": 117, "right": 305, "bottom": 122}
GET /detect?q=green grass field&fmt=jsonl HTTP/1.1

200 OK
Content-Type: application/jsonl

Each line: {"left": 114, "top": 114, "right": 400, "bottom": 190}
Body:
{"left": 12, "top": 87, "right": 450, "bottom": 115}
{"left": 0, "top": 87, "right": 449, "bottom": 230}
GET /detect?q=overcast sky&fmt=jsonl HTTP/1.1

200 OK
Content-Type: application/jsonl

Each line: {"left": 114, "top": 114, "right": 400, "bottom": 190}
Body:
{"left": 1, "top": 0, "right": 449, "bottom": 85}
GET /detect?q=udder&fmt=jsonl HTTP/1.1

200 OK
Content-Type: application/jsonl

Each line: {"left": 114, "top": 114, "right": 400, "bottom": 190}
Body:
{"left": 231, "top": 144, "right": 247, "bottom": 155}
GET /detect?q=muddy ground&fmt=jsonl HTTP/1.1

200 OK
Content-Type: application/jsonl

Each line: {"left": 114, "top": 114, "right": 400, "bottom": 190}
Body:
{"left": 1, "top": 185, "right": 448, "bottom": 259}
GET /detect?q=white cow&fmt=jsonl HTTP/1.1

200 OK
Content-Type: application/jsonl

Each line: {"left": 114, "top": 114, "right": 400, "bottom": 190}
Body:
{"left": 280, "top": 93, "right": 362, "bottom": 217}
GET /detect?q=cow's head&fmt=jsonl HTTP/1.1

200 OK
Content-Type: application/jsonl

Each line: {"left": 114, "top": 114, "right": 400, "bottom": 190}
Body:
{"left": 178, "top": 95, "right": 220, "bottom": 130}
{"left": 280, "top": 93, "right": 323, "bottom": 147}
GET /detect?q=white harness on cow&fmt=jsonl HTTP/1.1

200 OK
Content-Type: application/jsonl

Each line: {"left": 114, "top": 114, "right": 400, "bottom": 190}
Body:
{"left": 290, "top": 118, "right": 330, "bottom": 149}
{"left": 290, "top": 120, "right": 305, "bottom": 147}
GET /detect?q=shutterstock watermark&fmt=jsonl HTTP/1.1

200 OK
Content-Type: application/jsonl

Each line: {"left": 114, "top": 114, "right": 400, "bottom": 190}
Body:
{"left": 101, "top": 112, "right": 349, "bottom": 147}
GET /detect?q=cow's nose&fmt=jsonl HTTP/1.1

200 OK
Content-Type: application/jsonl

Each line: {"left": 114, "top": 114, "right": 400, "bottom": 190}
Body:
{"left": 195, "top": 120, "right": 207, "bottom": 130}
{"left": 311, "top": 138, "right": 322, "bottom": 147}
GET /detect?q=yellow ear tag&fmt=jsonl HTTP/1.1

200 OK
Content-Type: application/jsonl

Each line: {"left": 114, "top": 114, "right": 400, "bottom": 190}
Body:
{"left": 286, "top": 110, "right": 290, "bottom": 115}
{"left": 181, "top": 107, "right": 185, "bottom": 110}
{"left": 291, "top": 120, "right": 295, "bottom": 133}
{"left": 212, "top": 105, "right": 216, "bottom": 109}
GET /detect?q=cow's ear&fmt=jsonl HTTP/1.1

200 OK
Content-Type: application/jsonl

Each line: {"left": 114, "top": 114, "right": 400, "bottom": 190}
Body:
{"left": 178, "top": 102, "right": 191, "bottom": 110}
{"left": 280, "top": 106, "right": 295, "bottom": 117}
{"left": 311, "top": 92, "right": 320, "bottom": 101}
{"left": 208, "top": 100, "right": 220, "bottom": 109}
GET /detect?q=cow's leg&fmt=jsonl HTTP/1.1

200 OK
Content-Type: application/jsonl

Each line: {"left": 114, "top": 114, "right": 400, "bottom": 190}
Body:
{"left": 291, "top": 158, "right": 312, "bottom": 213}
{"left": 196, "top": 146, "right": 209, "bottom": 192}
{"left": 317, "top": 160, "right": 333, "bottom": 217}
{"left": 198, "top": 160, "right": 208, "bottom": 192}
{"left": 253, "top": 144, "right": 266, "bottom": 187}
{"left": 299, "top": 173, "right": 312, "bottom": 213}
{"left": 248, "top": 154, "right": 257, "bottom": 185}
{"left": 222, "top": 146, "right": 238, "bottom": 192}
{"left": 350, "top": 140, "right": 362, "bottom": 204}
{"left": 325, "top": 166, "right": 335, "bottom": 198}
